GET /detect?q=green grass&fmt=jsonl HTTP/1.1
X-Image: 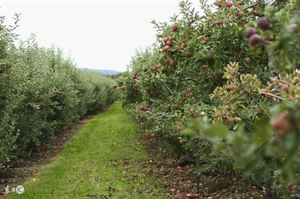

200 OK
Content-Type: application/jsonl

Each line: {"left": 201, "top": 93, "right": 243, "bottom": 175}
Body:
{"left": 8, "top": 102, "right": 169, "bottom": 199}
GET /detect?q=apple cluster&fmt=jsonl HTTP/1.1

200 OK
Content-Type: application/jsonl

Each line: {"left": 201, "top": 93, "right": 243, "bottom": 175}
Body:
{"left": 246, "top": 17, "right": 269, "bottom": 46}
{"left": 161, "top": 36, "right": 173, "bottom": 52}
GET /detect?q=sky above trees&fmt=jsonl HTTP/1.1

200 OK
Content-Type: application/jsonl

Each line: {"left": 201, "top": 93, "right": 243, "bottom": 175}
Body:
{"left": 1, "top": 0, "right": 201, "bottom": 71}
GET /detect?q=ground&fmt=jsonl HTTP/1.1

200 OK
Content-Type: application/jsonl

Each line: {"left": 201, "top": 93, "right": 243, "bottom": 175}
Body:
{"left": 1, "top": 102, "right": 269, "bottom": 199}
{"left": 4, "top": 102, "right": 169, "bottom": 199}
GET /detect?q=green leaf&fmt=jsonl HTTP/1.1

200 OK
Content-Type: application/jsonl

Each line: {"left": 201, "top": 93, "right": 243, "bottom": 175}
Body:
{"left": 206, "top": 122, "right": 229, "bottom": 139}
{"left": 253, "top": 117, "right": 273, "bottom": 144}
{"left": 181, "top": 128, "right": 197, "bottom": 137}
{"left": 191, "top": 119, "right": 202, "bottom": 132}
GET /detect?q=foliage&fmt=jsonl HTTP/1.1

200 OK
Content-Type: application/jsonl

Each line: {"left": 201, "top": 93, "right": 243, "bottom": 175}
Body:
{"left": 119, "top": 0, "right": 300, "bottom": 197}
{"left": 0, "top": 15, "right": 117, "bottom": 174}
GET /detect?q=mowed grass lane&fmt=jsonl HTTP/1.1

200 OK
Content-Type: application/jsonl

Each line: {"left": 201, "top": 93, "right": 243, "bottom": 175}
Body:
{"left": 8, "top": 102, "right": 168, "bottom": 199}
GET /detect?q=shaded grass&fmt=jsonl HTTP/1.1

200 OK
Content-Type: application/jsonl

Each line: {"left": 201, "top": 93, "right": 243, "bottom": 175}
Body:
{"left": 7, "top": 102, "right": 169, "bottom": 199}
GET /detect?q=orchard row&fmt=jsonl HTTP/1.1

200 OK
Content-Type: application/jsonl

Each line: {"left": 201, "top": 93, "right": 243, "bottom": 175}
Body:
{"left": 0, "top": 14, "right": 116, "bottom": 175}
{"left": 119, "top": 0, "right": 300, "bottom": 197}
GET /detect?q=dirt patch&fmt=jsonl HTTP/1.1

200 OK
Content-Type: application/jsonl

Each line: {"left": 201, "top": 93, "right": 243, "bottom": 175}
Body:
{"left": 142, "top": 134, "right": 267, "bottom": 199}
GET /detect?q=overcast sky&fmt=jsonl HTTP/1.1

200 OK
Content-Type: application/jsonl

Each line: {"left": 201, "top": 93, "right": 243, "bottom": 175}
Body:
{"left": 1, "top": 0, "right": 201, "bottom": 71}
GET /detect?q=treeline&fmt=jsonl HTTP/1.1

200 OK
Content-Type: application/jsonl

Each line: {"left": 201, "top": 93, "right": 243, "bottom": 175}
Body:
{"left": 0, "top": 14, "right": 116, "bottom": 174}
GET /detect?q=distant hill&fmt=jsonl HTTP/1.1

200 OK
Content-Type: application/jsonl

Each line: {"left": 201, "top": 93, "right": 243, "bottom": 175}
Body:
{"left": 80, "top": 68, "right": 122, "bottom": 75}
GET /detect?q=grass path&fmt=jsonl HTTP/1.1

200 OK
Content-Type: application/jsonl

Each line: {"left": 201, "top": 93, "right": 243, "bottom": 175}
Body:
{"left": 8, "top": 102, "right": 169, "bottom": 199}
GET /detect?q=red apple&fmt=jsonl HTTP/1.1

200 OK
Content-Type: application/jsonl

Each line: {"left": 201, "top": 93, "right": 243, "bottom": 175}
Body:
{"left": 226, "top": 0, "right": 233, "bottom": 8}
{"left": 214, "top": 20, "right": 223, "bottom": 26}
{"left": 272, "top": 111, "right": 293, "bottom": 136}
{"left": 163, "top": 36, "right": 169, "bottom": 43}
{"left": 161, "top": 45, "right": 171, "bottom": 52}
{"left": 166, "top": 39, "right": 172, "bottom": 45}
{"left": 283, "top": 84, "right": 289, "bottom": 93}
{"left": 258, "top": 17, "right": 269, "bottom": 30}
{"left": 171, "top": 24, "right": 178, "bottom": 32}
{"left": 227, "top": 84, "right": 237, "bottom": 91}
{"left": 224, "top": 117, "right": 235, "bottom": 125}
{"left": 246, "top": 27, "right": 257, "bottom": 38}
{"left": 249, "top": 34, "right": 261, "bottom": 46}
